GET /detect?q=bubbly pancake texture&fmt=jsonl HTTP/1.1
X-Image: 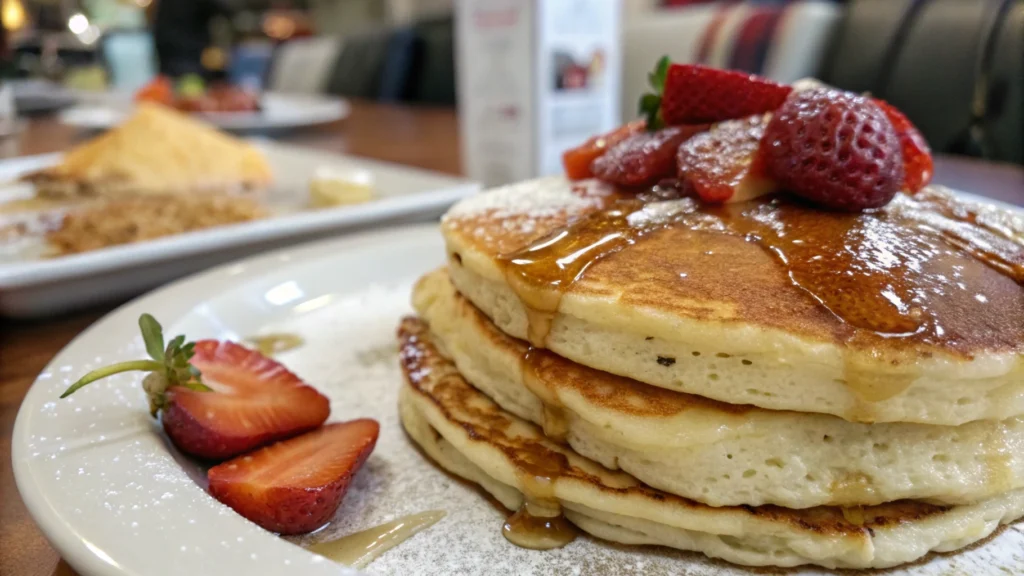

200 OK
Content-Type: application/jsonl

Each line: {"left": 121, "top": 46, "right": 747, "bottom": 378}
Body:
{"left": 397, "top": 317, "right": 1024, "bottom": 569}
{"left": 413, "top": 268, "right": 1024, "bottom": 508}
{"left": 442, "top": 177, "right": 1024, "bottom": 424}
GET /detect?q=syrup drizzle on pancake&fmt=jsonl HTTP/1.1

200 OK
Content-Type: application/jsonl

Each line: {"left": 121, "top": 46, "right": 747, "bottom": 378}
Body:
{"left": 521, "top": 347, "right": 571, "bottom": 443}
{"left": 398, "top": 316, "right": 996, "bottom": 562}
{"left": 502, "top": 501, "right": 577, "bottom": 550}
{"left": 496, "top": 184, "right": 1024, "bottom": 402}
{"left": 399, "top": 323, "right": 578, "bottom": 550}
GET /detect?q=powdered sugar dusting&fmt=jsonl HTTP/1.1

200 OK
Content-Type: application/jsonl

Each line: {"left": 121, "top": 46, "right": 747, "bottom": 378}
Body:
{"left": 265, "top": 283, "right": 1024, "bottom": 575}
{"left": 442, "top": 177, "right": 617, "bottom": 253}
{"left": 444, "top": 177, "right": 612, "bottom": 222}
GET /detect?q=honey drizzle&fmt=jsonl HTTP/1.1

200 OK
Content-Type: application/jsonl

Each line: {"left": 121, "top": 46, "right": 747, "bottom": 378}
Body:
{"left": 495, "top": 185, "right": 1024, "bottom": 403}
{"left": 306, "top": 510, "right": 446, "bottom": 568}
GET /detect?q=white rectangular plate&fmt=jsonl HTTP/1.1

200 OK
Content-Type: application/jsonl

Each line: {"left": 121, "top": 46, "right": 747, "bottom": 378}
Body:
{"left": 0, "top": 140, "right": 478, "bottom": 317}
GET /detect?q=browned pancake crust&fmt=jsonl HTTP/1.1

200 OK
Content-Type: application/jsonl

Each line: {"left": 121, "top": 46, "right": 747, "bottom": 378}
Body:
{"left": 398, "top": 316, "right": 951, "bottom": 537}
{"left": 436, "top": 271, "right": 756, "bottom": 418}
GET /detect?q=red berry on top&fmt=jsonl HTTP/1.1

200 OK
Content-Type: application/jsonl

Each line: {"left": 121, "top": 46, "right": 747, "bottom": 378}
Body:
{"left": 562, "top": 120, "right": 645, "bottom": 180}
{"left": 873, "top": 99, "right": 933, "bottom": 194}
{"left": 661, "top": 64, "right": 792, "bottom": 125}
{"left": 760, "top": 88, "right": 904, "bottom": 211}
{"left": 677, "top": 115, "right": 777, "bottom": 204}
{"left": 591, "top": 124, "right": 706, "bottom": 187}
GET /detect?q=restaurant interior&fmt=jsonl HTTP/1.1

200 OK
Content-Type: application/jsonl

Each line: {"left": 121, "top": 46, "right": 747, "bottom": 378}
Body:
{"left": 2, "top": 1, "right": 1023, "bottom": 575}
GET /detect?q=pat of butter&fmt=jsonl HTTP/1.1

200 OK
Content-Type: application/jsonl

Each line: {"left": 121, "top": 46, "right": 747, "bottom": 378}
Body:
{"left": 309, "top": 167, "right": 375, "bottom": 208}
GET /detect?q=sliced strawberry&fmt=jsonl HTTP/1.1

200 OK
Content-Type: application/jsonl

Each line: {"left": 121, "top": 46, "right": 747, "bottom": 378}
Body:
{"left": 678, "top": 115, "right": 777, "bottom": 203}
{"left": 59, "top": 315, "right": 330, "bottom": 461}
{"left": 873, "top": 99, "right": 933, "bottom": 193}
{"left": 162, "top": 340, "right": 330, "bottom": 460}
{"left": 661, "top": 64, "right": 791, "bottom": 125}
{"left": 761, "top": 88, "right": 904, "bottom": 211}
{"left": 591, "top": 125, "right": 706, "bottom": 187}
{"left": 562, "top": 120, "right": 645, "bottom": 180}
{"left": 208, "top": 419, "right": 379, "bottom": 535}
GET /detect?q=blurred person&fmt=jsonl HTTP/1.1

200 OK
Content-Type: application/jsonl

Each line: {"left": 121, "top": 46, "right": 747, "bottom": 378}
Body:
{"left": 152, "top": 0, "right": 237, "bottom": 78}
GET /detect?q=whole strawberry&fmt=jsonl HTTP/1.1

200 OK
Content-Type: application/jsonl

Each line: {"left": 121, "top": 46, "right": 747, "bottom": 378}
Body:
{"left": 760, "top": 88, "right": 904, "bottom": 211}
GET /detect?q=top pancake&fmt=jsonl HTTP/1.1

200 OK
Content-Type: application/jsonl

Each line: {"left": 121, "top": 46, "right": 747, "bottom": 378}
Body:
{"left": 441, "top": 177, "right": 1024, "bottom": 424}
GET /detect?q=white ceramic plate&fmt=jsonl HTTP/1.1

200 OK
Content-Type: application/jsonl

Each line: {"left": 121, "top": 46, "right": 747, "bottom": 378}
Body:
{"left": 12, "top": 223, "right": 1024, "bottom": 576}
{"left": 0, "top": 140, "right": 478, "bottom": 317}
{"left": 59, "top": 93, "right": 350, "bottom": 132}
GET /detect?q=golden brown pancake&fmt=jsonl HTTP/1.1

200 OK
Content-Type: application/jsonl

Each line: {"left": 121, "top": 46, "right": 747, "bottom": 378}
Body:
{"left": 413, "top": 267, "right": 1024, "bottom": 508}
{"left": 441, "top": 177, "right": 1024, "bottom": 424}
{"left": 397, "top": 316, "right": 1024, "bottom": 569}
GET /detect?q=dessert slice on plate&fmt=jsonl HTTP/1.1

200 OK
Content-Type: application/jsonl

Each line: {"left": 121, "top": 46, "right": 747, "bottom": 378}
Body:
{"left": 25, "top": 103, "right": 272, "bottom": 199}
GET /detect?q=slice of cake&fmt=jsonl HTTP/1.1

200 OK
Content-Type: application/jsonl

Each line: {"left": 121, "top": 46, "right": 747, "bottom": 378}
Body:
{"left": 26, "top": 103, "right": 272, "bottom": 199}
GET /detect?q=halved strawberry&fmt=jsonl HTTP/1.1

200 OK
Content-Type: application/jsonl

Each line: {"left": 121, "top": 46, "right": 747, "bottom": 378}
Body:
{"left": 562, "top": 120, "right": 645, "bottom": 180}
{"left": 60, "top": 314, "right": 330, "bottom": 460}
{"left": 678, "top": 115, "right": 777, "bottom": 203}
{"left": 162, "top": 340, "right": 330, "bottom": 459}
{"left": 591, "top": 125, "right": 706, "bottom": 187}
{"left": 873, "top": 99, "right": 933, "bottom": 193}
{"left": 208, "top": 419, "right": 379, "bottom": 535}
{"left": 661, "top": 64, "right": 791, "bottom": 125}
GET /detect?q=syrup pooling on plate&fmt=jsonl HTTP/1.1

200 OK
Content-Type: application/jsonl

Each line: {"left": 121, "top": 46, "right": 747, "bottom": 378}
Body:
{"left": 245, "top": 333, "right": 305, "bottom": 356}
{"left": 496, "top": 184, "right": 1024, "bottom": 356}
{"left": 306, "top": 510, "right": 446, "bottom": 568}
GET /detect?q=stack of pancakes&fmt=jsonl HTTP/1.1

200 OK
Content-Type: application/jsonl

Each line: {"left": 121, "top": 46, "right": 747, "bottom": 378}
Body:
{"left": 398, "top": 176, "right": 1024, "bottom": 569}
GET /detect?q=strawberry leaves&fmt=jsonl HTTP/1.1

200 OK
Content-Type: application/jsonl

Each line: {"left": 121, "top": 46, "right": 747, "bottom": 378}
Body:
{"left": 60, "top": 313, "right": 210, "bottom": 416}
{"left": 638, "top": 56, "right": 670, "bottom": 131}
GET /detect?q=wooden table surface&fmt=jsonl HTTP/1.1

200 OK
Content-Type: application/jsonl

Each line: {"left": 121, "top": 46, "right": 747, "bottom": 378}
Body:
{"left": 1, "top": 100, "right": 1022, "bottom": 576}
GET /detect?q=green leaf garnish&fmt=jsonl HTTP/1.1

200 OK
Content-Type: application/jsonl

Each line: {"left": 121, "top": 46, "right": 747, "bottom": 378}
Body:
{"left": 648, "top": 56, "right": 670, "bottom": 93}
{"left": 60, "top": 314, "right": 209, "bottom": 417}
{"left": 638, "top": 55, "right": 671, "bottom": 131}
{"left": 139, "top": 313, "right": 165, "bottom": 361}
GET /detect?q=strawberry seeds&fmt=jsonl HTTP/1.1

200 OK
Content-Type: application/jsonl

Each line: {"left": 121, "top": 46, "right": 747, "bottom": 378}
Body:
{"left": 563, "top": 61, "right": 934, "bottom": 211}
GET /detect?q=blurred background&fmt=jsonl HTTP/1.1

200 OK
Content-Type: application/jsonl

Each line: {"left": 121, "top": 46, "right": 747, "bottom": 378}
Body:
{"left": 0, "top": 0, "right": 1018, "bottom": 167}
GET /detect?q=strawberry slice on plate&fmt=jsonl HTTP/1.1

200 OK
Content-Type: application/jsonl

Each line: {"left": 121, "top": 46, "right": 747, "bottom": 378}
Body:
{"left": 873, "top": 99, "right": 933, "bottom": 194}
{"left": 657, "top": 63, "right": 791, "bottom": 125}
{"left": 677, "top": 115, "right": 777, "bottom": 203}
{"left": 60, "top": 314, "right": 330, "bottom": 460}
{"left": 162, "top": 340, "right": 330, "bottom": 459}
{"left": 562, "top": 120, "right": 645, "bottom": 180}
{"left": 208, "top": 419, "right": 379, "bottom": 534}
